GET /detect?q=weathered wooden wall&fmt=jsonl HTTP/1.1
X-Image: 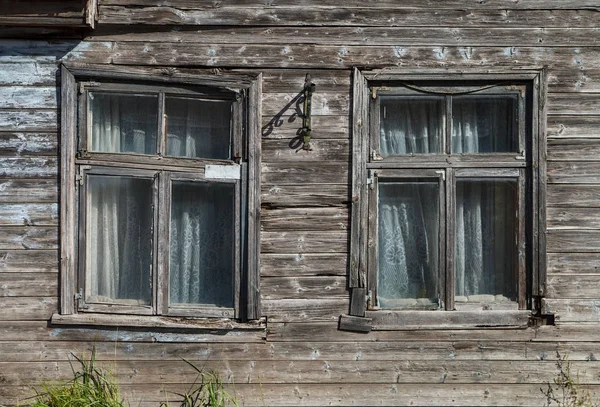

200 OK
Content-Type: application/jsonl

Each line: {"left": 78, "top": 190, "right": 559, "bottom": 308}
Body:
{"left": 2, "top": 1, "right": 600, "bottom": 405}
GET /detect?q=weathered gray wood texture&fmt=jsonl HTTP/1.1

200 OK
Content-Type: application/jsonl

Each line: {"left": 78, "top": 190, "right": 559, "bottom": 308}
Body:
{"left": 2, "top": 1, "right": 600, "bottom": 406}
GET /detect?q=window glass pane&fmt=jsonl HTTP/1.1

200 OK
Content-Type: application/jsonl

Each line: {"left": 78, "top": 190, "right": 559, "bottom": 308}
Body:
{"left": 166, "top": 97, "right": 232, "bottom": 159}
{"left": 89, "top": 93, "right": 158, "bottom": 154}
{"left": 170, "top": 181, "right": 235, "bottom": 307}
{"left": 452, "top": 96, "right": 517, "bottom": 153}
{"left": 88, "top": 175, "right": 153, "bottom": 305}
{"left": 455, "top": 178, "right": 517, "bottom": 303}
{"left": 378, "top": 180, "right": 439, "bottom": 308}
{"left": 379, "top": 97, "right": 443, "bottom": 155}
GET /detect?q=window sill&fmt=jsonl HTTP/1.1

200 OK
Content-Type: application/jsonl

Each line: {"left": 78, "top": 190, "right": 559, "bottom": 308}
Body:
{"left": 50, "top": 313, "right": 266, "bottom": 332}
{"left": 339, "top": 310, "right": 531, "bottom": 332}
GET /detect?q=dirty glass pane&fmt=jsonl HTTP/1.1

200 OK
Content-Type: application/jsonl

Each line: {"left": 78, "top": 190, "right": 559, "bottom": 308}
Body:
{"left": 88, "top": 175, "right": 153, "bottom": 305}
{"left": 89, "top": 93, "right": 158, "bottom": 154}
{"left": 378, "top": 180, "right": 439, "bottom": 308}
{"left": 455, "top": 178, "right": 518, "bottom": 304}
{"left": 170, "top": 181, "right": 235, "bottom": 307}
{"left": 166, "top": 97, "right": 232, "bottom": 159}
{"left": 452, "top": 96, "right": 517, "bottom": 153}
{"left": 379, "top": 96, "right": 444, "bottom": 154}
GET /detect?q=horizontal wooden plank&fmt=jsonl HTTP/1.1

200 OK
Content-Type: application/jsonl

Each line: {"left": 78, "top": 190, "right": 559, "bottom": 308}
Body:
{"left": 547, "top": 253, "right": 600, "bottom": 274}
{"left": 548, "top": 138, "right": 600, "bottom": 161}
{"left": 98, "top": 0, "right": 600, "bottom": 10}
{"left": 262, "top": 138, "right": 349, "bottom": 162}
{"left": 0, "top": 87, "right": 57, "bottom": 109}
{"left": 0, "top": 157, "right": 58, "bottom": 178}
{"left": 534, "top": 323, "right": 600, "bottom": 342}
{"left": 548, "top": 93, "right": 600, "bottom": 116}
{"left": 263, "top": 299, "right": 347, "bottom": 322}
{"left": 0, "top": 63, "right": 57, "bottom": 86}
{"left": 267, "top": 322, "right": 537, "bottom": 342}
{"left": 262, "top": 207, "right": 349, "bottom": 231}
{"left": 547, "top": 116, "right": 600, "bottom": 138}
{"left": 67, "top": 43, "right": 600, "bottom": 71}
{"left": 547, "top": 184, "right": 600, "bottom": 207}
{"left": 0, "top": 110, "right": 57, "bottom": 132}
{"left": 261, "top": 254, "right": 347, "bottom": 277}
{"left": 0, "top": 383, "right": 564, "bottom": 407}
{"left": 4, "top": 339, "right": 600, "bottom": 364}
{"left": 547, "top": 207, "right": 600, "bottom": 229}
{"left": 263, "top": 92, "right": 349, "bottom": 116}
{"left": 262, "top": 163, "right": 348, "bottom": 185}
{"left": 261, "top": 276, "right": 347, "bottom": 300}
{"left": 262, "top": 70, "right": 351, "bottom": 93}
{"left": 0, "top": 203, "right": 58, "bottom": 226}
{"left": 97, "top": 6, "right": 600, "bottom": 28}
{"left": 0, "top": 297, "right": 57, "bottom": 320}
{"left": 261, "top": 231, "right": 348, "bottom": 254}
{"left": 548, "top": 69, "right": 600, "bottom": 93}
{"left": 0, "top": 132, "right": 58, "bottom": 156}
{"left": 546, "top": 274, "right": 600, "bottom": 298}
{"left": 89, "top": 26, "right": 600, "bottom": 46}
{"left": 3, "top": 359, "right": 600, "bottom": 386}
{"left": 0, "top": 40, "right": 80, "bottom": 63}
{"left": 0, "top": 226, "right": 58, "bottom": 250}
{"left": 543, "top": 299, "right": 600, "bottom": 323}
{"left": 0, "top": 250, "right": 58, "bottom": 273}
{"left": 547, "top": 161, "right": 600, "bottom": 184}
{"left": 261, "top": 114, "right": 348, "bottom": 140}
{"left": 262, "top": 184, "right": 348, "bottom": 208}
{"left": 0, "top": 272, "right": 57, "bottom": 297}
{"left": 0, "top": 321, "right": 265, "bottom": 343}
{"left": 547, "top": 230, "right": 600, "bottom": 253}
{"left": 0, "top": 179, "right": 58, "bottom": 203}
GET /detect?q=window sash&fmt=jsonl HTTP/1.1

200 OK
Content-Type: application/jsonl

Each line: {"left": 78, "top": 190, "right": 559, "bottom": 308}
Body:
{"left": 78, "top": 166, "right": 158, "bottom": 315}
{"left": 78, "top": 82, "right": 240, "bottom": 166}
{"left": 368, "top": 168, "right": 526, "bottom": 311}
{"left": 158, "top": 171, "right": 241, "bottom": 319}
{"left": 370, "top": 85, "right": 525, "bottom": 161}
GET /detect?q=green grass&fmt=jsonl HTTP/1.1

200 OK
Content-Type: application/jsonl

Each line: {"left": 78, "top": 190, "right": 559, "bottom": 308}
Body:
{"left": 28, "top": 347, "right": 126, "bottom": 407}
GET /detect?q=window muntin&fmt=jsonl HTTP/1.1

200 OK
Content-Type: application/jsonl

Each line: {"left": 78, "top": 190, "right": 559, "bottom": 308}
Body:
{"left": 76, "top": 81, "right": 244, "bottom": 318}
{"left": 367, "top": 83, "right": 529, "bottom": 312}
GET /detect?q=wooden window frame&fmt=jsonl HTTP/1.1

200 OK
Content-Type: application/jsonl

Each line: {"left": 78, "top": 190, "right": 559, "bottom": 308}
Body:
{"left": 59, "top": 63, "right": 262, "bottom": 324}
{"left": 345, "top": 69, "right": 547, "bottom": 331}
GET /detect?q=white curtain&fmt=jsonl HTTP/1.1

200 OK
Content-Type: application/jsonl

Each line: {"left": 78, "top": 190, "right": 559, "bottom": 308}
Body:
{"left": 380, "top": 99, "right": 442, "bottom": 155}
{"left": 88, "top": 95, "right": 154, "bottom": 304}
{"left": 378, "top": 98, "right": 516, "bottom": 307}
{"left": 169, "top": 182, "right": 234, "bottom": 307}
{"left": 88, "top": 175, "right": 152, "bottom": 304}
{"left": 166, "top": 97, "right": 231, "bottom": 159}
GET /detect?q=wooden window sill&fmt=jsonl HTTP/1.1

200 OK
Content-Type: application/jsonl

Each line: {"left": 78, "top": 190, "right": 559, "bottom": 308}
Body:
{"left": 51, "top": 313, "right": 266, "bottom": 332}
{"left": 340, "top": 310, "right": 531, "bottom": 332}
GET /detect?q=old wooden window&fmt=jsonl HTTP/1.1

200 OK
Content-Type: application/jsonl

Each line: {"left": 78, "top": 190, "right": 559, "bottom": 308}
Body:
{"left": 347, "top": 70, "right": 546, "bottom": 329}
{"left": 59, "top": 64, "right": 261, "bottom": 323}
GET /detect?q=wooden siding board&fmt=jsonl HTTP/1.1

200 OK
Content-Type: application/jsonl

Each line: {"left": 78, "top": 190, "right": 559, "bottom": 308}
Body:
{"left": 261, "top": 253, "right": 347, "bottom": 277}
{"left": 261, "top": 207, "right": 348, "bottom": 231}
{"left": 0, "top": 63, "right": 57, "bottom": 86}
{"left": 63, "top": 43, "right": 600, "bottom": 71}
{"left": 547, "top": 274, "right": 600, "bottom": 298}
{"left": 2, "top": 359, "right": 600, "bottom": 385}
{"left": 547, "top": 253, "right": 600, "bottom": 274}
{"left": 4, "top": 339, "right": 600, "bottom": 362}
{"left": 0, "top": 87, "right": 57, "bottom": 109}
{"left": 261, "top": 276, "right": 347, "bottom": 300}
{"left": 261, "top": 184, "right": 348, "bottom": 208}
{"left": 0, "top": 111, "right": 58, "bottom": 132}
{"left": 89, "top": 27, "right": 600, "bottom": 46}
{"left": 0, "top": 250, "right": 58, "bottom": 273}
{"left": 0, "top": 272, "right": 57, "bottom": 297}
{"left": 262, "top": 139, "right": 349, "bottom": 162}
{"left": 0, "top": 203, "right": 58, "bottom": 226}
{"left": 262, "top": 163, "right": 348, "bottom": 185}
{"left": 0, "top": 179, "right": 58, "bottom": 203}
{"left": 548, "top": 184, "right": 600, "bottom": 207}
{"left": 0, "top": 226, "right": 58, "bottom": 250}
{"left": 0, "top": 133, "right": 58, "bottom": 156}
{"left": 261, "top": 115, "right": 349, "bottom": 140}
{"left": 543, "top": 299, "right": 600, "bottom": 323}
{"left": 547, "top": 230, "right": 600, "bottom": 252}
{"left": 96, "top": 6, "right": 600, "bottom": 28}
{"left": 261, "top": 231, "right": 348, "bottom": 254}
